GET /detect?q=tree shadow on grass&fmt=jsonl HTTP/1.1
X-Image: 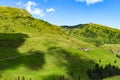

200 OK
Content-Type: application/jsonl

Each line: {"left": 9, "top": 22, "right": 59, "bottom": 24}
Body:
{"left": 44, "top": 74, "right": 69, "bottom": 80}
{"left": 0, "top": 33, "right": 45, "bottom": 72}
{"left": 46, "top": 46, "right": 95, "bottom": 80}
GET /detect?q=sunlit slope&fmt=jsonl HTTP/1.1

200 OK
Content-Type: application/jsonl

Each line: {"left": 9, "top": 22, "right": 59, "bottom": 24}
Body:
{"left": 62, "top": 23, "right": 120, "bottom": 46}
{"left": 0, "top": 6, "right": 120, "bottom": 80}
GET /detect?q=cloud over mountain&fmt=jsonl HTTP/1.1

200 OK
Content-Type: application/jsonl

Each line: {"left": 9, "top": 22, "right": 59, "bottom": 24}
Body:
{"left": 24, "top": 1, "right": 45, "bottom": 17}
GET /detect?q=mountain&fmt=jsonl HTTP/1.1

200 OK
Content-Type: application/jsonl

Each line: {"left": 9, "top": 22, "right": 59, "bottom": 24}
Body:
{"left": 0, "top": 6, "right": 31, "bottom": 18}
{"left": 0, "top": 6, "right": 120, "bottom": 80}
{"left": 0, "top": 6, "right": 61, "bottom": 34}
{"left": 62, "top": 23, "right": 120, "bottom": 46}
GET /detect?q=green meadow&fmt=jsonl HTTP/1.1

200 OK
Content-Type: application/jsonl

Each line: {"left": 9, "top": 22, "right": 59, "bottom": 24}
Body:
{"left": 0, "top": 6, "right": 120, "bottom": 80}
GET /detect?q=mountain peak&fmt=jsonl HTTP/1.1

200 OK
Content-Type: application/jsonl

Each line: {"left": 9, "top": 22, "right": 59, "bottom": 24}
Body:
{"left": 0, "top": 6, "right": 32, "bottom": 18}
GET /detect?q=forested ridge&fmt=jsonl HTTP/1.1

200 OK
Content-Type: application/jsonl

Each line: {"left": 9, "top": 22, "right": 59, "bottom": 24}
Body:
{"left": 62, "top": 23, "right": 120, "bottom": 46}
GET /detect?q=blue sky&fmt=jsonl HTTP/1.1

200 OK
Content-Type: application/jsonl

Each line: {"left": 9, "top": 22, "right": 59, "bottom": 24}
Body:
{"left": 0, "top": 0, "right": 120, "bottom": 29}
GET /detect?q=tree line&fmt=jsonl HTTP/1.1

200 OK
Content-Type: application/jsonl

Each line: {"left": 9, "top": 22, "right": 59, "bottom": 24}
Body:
{"left": 87, "top": 63, "right": 120, "bottom": 80}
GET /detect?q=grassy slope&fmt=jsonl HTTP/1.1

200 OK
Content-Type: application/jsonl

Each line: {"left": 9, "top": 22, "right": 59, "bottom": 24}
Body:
{"left": 62, "top": 23, "right": 120, "bottom": 45}
{"left": 104, "top": 76, "right": 120, "bottom": 80}
{"left": 0, "top": 6, "right": 120, "bottom": 80}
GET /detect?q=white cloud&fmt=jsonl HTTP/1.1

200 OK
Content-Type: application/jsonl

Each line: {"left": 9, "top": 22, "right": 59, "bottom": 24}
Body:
{"left": 24, "top": 1, "right": 45, "bottom": 17}
{"left": 76, "top": 0, "right": 103, "bottom": 5}
{"left": 16, "top": 1, "right": 22, "bottom": 6}
{"left": 46, "top": 8, "right": 55, "bottom": 13}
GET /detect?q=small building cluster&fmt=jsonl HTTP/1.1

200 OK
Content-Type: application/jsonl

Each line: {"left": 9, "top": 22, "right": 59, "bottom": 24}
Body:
{"left": 78, "top": 48, "right": 93, "bottom": 51}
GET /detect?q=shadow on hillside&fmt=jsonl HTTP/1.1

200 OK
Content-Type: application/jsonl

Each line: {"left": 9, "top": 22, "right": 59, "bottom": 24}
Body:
{"left": 44, "top": 74, "right": 68, "bottom": 80}
{"left": 46, "top": 46, "right": 120, "bottom": 80}
{"left": 46, "top": 46, "right": 95, "bottom": 80}
{"left": 0, "top": 33, "right": 45, "bottom": 72}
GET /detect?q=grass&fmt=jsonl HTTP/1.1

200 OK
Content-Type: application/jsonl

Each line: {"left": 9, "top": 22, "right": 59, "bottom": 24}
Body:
{"left": 0, "top": 32, "right": 120, "bottom": 80}
{"left": 104, "top": 76, "right": 120, "bottom": 80}
{"left": 101, "top": 44, "right": 120, "bottom": 54}
{"left": 0, "top": 6, "right": 120, "bottom": 80}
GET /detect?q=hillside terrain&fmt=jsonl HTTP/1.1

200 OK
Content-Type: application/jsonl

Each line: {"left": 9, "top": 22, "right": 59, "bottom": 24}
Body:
{"left": 62, "top": 24, "right": 120, "bottom": 46}
{"left": 0, "top": 6, "right": 120, "bottom": 80}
